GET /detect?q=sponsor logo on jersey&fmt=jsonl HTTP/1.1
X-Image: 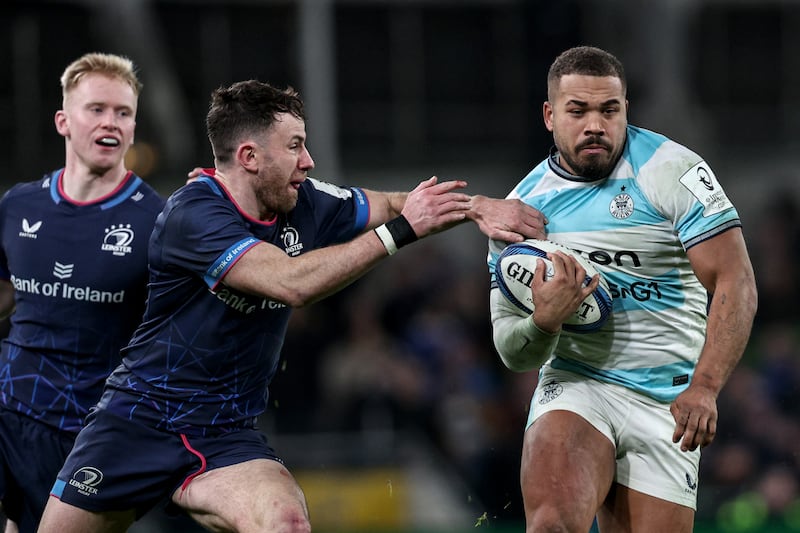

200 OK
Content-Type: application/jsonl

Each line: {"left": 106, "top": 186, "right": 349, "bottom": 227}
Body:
{"left": 131, "top": 191, "right": 144, "bottom": 202}
{"left": 19, "top": 218, "right": 42, "bottom": 239}
{"left": 69, "top": 466, "right": 104, "bottom": 496}
{"left": 210, "top": 286, "right": 286, "bottom": 314}
{"left": 11, "top": 273, "right": 125, "bottom": 303}
{"left": 102, "top": 224, "right": 134, "bottom": 256}
{"left": 282, "top": 226, "right": 304, "bottom": 256}
{"left": 575, "top": 249, "right": 642, "bottom": 268}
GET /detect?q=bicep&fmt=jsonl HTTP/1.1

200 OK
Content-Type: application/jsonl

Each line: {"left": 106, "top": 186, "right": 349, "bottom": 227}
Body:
{"left": 221, "top": 242, "right": 291, "bottom": 300}
{"left": 686, "top": 227, "right": 755, "bottom": 294}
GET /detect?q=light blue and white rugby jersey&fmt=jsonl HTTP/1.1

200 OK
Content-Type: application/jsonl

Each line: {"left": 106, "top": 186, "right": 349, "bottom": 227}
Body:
{"left": 487, "top": 125, "right": 742, "bottom": 403}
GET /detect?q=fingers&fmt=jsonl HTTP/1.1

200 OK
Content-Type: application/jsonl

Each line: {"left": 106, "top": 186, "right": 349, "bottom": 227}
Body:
{"left": 402, "top": 177, "right": 472, "bottom": 237}
{"left": 671, "top": 401, "right": 717, "bottom": 452}
{"left": 548, "top": 252, "right": 586, "bottom": 283}
{"left": 187, "top": 167, "right": 205, "bottom": 177}
{"left": 411, "top": 176, "right": 468, "bottom": 195}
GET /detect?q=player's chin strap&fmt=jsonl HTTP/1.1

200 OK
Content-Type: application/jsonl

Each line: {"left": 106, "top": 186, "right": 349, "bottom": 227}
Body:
{"left": 374, "top": 215, "right": 418, "bottom": 255}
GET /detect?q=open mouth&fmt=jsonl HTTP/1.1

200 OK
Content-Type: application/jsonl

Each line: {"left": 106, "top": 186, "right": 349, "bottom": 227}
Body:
{"left": 97, "top": 137, "right": 120, "bottom": 147}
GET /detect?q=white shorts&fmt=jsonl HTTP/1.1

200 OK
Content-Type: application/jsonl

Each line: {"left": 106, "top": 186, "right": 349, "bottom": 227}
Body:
{"left": 527, "top": 363, "right": 700, "bottom": 509}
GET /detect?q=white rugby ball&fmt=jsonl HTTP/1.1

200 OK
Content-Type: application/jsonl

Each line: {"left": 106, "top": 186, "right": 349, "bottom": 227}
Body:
{"left": 494, "top": 239, "right": 613, "bottom": 333}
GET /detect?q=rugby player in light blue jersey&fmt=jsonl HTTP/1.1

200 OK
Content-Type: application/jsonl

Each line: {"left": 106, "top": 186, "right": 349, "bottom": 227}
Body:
{"left": 38, "top": 79, "right": 547, "bottom": 533}
{"left": 488, "top": 46, "right": 757, "bottom": 532}
{"left": 0, "top": 54, "right": 164, "bottom": 533}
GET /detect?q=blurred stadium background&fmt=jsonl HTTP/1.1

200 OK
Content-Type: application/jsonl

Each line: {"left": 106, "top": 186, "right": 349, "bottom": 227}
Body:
{"left": 3, "top": 0, "right": 800, "bottom": 532}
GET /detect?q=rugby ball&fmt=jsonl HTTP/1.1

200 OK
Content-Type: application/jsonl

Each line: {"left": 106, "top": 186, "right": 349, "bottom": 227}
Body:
{"left": 494, "top": 239, "right": 613, "bottom": 333}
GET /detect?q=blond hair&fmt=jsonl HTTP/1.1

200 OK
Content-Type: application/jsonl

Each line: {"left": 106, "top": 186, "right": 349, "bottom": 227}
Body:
{"left": 60, "top": 52, "right": 142, "bottom": 105}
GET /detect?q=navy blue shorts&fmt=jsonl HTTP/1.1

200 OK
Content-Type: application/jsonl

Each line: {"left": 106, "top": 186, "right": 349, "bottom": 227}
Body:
{"left": 0, "top": 408, "right": 75, "bottom": 533}
{"left": 51, "top": 408, "right": 281, "bottom": 518}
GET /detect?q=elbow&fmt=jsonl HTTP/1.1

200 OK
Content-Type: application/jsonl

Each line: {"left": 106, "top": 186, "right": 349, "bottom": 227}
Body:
{"left": 745, "top": 279, "right": 759, "bottom": 320}
{"left": 498, "top": 351, "right": 541, "bottom": 373}
{"left": 492, "top": 333, "right": 549, "bottom": 373}
{"left": 269, "top": 284, "right": 314, "bottom": 308}
{"left": 281, "top": 290, "right": 313, "bottom": 308}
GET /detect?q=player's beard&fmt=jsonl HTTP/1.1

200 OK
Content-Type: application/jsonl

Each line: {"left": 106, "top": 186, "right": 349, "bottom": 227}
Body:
{"left": 561, "top": 139, "right": 620, "bottom": 181}
{"left": 254, "top": 170, "right": 299, "bottom": 219}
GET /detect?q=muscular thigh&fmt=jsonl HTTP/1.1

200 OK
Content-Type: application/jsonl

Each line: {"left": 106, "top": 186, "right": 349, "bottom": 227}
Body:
{"left": 171, "top": 429, "right": 307, "bottom": 532}
{"left": 175, "top": 459, "right": 307, "bottom": 532}
{"left": 523, "top": 368, "right": 618, "bottom": 524}
{"left": 522, "top": 410, "right": 616, "bottom": 508}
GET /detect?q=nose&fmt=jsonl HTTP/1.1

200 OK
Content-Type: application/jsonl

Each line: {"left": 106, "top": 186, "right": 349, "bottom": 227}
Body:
{"left": 299, "top": 147, "right": 315, "bottom": 171}
{"left": 101, "top": 109, "right": 120, "bottom": 129}
{"left": 584, "top": 112, "right": 606, "bottom": 135}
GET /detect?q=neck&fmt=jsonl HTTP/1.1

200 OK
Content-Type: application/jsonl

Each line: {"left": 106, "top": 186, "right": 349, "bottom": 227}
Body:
{"left": 213, "top": 169, "right": 273, "bottom": 221}
{"left": 61, "top": 164, "right": 129, "bottom": 202}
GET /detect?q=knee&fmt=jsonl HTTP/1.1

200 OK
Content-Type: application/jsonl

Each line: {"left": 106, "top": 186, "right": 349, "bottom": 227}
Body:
{"left": 273, "top": 506, "right": 310, "bottom": 533}
{"left": 526, "top": 505, "right": 590, "bottom": 533}
{"left": 248, "top": 500, "right": 310, "bottom": 533}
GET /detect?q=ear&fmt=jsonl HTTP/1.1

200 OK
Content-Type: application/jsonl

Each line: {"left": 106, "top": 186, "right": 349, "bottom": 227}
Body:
{"left": 236, "top": 143, "right": 257, "bottom": 171}
{"left": 54, "top": 110, "right": 69, "bottom": 137}
{"left": 543, "top": 101, "right": 554, "bottom": 132}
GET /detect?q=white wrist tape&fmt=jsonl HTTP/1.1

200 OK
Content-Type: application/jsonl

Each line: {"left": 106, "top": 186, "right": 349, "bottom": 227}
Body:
{"left": 374, "top": 224, "right": 398, "bottom": 255}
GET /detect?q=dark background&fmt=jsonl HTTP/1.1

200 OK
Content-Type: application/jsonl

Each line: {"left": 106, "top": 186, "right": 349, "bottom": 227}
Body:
{"left": 2, "top": 1, "right": 800, "bottom": 532}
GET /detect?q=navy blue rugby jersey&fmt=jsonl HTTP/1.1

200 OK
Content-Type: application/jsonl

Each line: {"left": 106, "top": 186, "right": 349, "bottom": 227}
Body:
{"left": 102, "top": 173, "right": 370, "bottom": 437}
{"left": 0, "top": 169, "right": 165, "bottom": 433}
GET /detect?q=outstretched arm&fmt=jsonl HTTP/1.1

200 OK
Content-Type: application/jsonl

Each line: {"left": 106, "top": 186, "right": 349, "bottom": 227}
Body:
{"left": 189, "top": 167, "right": 548, "bottom": 241}
{"left": 223, "top": 177, "right": 471, "bottom": 307}
{"left": 363, "top": 188, "right": 547, "bottom": 242}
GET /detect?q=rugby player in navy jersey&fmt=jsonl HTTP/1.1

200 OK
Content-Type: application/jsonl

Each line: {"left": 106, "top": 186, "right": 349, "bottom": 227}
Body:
{"left": 37, "top": 79, "right": 547, "bottom": 533}
{"left": 0, "top": 53, "right": 164, "bottom": 533}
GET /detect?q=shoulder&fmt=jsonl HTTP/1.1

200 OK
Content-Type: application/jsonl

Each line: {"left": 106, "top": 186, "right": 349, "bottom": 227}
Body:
{"left": 0, "top": 173, "right": 56, "bottom": 212}
{"left": 160, "top": 177, "right": 237, "bottom": 227}
{"left": 624, "top": 125, "right": 705, "bottom": 181}
{"left": 511, "top": 158, "right": 552, "bottom": 199}
{"left": 302, "top": 177, "right": 359, "bottom": 201}
{"left": 125, "top": 175, "right": 166, "bottom": 212}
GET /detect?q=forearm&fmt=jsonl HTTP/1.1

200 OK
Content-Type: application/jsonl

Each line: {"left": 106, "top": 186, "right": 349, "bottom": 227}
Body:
{"left": 226, "top": 231, "right": 390, "bottom": 307}
{"left": 363, "top": 189, "right": 408, "bottom": 229}
{"left": 692, "top": 281, "right": 758, "bottom": 395}
{"left": 490, "top": 289, "right": 560, "bottom": 372}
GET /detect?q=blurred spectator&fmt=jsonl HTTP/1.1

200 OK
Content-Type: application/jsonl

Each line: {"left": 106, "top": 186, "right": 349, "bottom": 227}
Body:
{"left": 748, "top": 187, "right": 800, "bottom": 325}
